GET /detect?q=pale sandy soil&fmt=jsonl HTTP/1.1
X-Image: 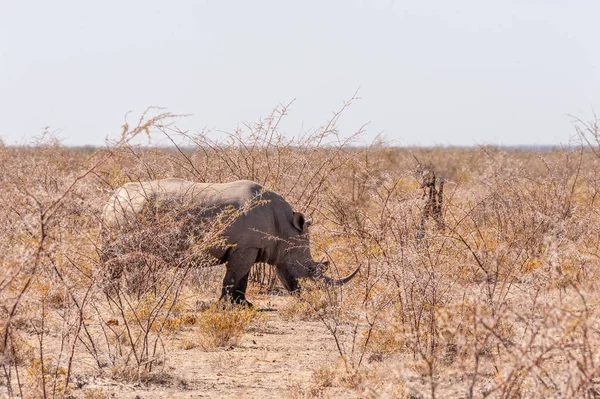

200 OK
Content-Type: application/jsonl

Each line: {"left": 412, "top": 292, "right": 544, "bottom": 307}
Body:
{"left": 61, "top": 295, "right": 358, "bottom": 399}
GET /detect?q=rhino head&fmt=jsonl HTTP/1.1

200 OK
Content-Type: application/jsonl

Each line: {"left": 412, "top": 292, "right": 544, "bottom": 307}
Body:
{"left": 274, "top": 212, "right": 360, "bottom": 292}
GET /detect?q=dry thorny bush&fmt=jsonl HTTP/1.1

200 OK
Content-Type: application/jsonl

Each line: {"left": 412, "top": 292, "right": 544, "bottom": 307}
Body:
{"left": 2, "top": 104, "right": 600, "bottom": 398}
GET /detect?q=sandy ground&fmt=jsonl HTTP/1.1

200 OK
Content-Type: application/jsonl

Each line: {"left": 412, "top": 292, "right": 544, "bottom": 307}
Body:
{"left": 62, "top": 295, "right": 355, "bottom": 399}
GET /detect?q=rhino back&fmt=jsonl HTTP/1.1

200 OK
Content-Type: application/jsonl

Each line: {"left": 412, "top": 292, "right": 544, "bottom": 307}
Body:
{"left": 103, "top": 178, "right": 275, "bottom": 226}
{"left": 186, "top": 180, "right": 295, "bottom": 243}
{"left": 102, "top": 179, "right": 294, "bottom": 261}
{"left": 184, "top": 180, "right": 296, "bottom": 260}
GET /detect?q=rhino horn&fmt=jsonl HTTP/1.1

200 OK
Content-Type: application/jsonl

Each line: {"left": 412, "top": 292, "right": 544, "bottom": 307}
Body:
{"left": 319, "top": 266, "right": 360, "bottom": 286}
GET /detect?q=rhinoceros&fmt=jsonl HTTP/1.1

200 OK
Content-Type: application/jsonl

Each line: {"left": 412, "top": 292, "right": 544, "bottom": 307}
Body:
{"left": 101, "top": 178, "right": 359, "bottom": 305}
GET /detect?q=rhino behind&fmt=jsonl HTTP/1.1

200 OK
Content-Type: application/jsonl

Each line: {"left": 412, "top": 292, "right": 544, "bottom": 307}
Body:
{"left": 101, "top": 178, "right": 359, "bottom": 305}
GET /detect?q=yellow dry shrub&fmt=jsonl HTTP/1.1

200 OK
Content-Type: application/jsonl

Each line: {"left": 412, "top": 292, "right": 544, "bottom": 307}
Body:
{"left": 196, "top": 303, "right": 259, "bottom": 349}
{"left": 84, "top": 387, "right": 111, "bottom": 399}
{"left": 522, "top": 257, "right": 542, "bottom": 273}
{"left": 122, "top": 288, "right": 187, "bottom": 333}
{"left": 279, "top": 281, "right": 338, "bottom": 321}
{"left": 25, "top": 357, "right": 69, "bottom": 397}
{"left": 178, "top": 338, "right": 198, "bottom": 350}
{"left": 109, "top": 360, "right": 139, "bottom": 382}
{"left": 311, "top": 365, "right": 336, "bottom": 388}
{"left": 0, "top": 324, "right": 34, "bottom": 366}
{"left": 363, "top": 324, "right": 406, "bottom": 361}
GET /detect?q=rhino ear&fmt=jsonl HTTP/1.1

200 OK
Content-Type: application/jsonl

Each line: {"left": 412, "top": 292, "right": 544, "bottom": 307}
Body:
{"left": 293, "top": 212, "right": 308, "bottom": 232}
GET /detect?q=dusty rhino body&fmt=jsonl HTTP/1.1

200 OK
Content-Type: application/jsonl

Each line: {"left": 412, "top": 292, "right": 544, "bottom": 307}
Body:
{"left": 102, "top": 178, "right": 358, "bottom": 305}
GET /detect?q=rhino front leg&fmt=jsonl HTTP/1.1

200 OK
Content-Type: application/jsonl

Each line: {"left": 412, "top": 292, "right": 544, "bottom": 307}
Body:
{"left": 220, "top": 248, "right": 258, "bottom": 307}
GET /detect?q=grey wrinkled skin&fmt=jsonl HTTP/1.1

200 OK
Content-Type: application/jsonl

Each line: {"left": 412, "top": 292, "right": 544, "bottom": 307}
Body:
{"left": 101, "top": 179, "right": 359, "bottom": 306}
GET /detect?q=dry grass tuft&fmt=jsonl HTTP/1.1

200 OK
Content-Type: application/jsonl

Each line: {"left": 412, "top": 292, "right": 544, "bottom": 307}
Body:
{"left": 279, "top": 281, "right": 339, "bottom": 321}
{"left": 83, "top": 387, "right": 111, "bottom": 399}
{"left": 196, "top": 303, "right": 260, "bottom": 349}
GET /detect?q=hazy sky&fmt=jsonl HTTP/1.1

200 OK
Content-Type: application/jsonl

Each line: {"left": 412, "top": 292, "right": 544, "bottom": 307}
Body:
{"left": 1, "top": 1, "right": 598, "bottom": 146}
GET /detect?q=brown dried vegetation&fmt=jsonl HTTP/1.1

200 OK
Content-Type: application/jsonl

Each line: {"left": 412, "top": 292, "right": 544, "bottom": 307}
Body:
{"left": 2, "top": 106, "right": 600, "bottom": 398}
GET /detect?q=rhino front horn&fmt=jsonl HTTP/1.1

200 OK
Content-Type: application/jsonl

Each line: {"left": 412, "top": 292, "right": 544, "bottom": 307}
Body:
{"left": 321, "top": 266, "right": 360, "bottom": 286}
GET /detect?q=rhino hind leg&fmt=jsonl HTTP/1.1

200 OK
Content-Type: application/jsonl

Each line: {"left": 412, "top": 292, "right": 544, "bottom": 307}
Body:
{"left": 219, "top": 248, "right": 258, "bottom": 307}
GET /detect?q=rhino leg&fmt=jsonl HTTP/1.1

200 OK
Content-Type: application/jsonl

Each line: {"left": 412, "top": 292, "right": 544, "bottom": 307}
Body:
{"left": 219, "top": 248, "right": 258, "bottom": 307}
{"left": 275, "top": 266, "right": 300, "bottom": 292}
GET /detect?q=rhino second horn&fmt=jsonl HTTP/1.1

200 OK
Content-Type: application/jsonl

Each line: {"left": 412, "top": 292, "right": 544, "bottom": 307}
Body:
{"left": 320, "top": 266, "right": 360, "bottom": 286}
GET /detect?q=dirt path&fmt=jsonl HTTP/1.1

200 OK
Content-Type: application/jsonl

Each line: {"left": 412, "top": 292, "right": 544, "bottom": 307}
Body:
{"left": 75, "top": 295, "right": 353, "bottom": 398}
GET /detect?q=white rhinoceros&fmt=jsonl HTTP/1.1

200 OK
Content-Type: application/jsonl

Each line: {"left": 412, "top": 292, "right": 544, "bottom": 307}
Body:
{"left": 102, "top": 179, "right": 359, "bottom": 305}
